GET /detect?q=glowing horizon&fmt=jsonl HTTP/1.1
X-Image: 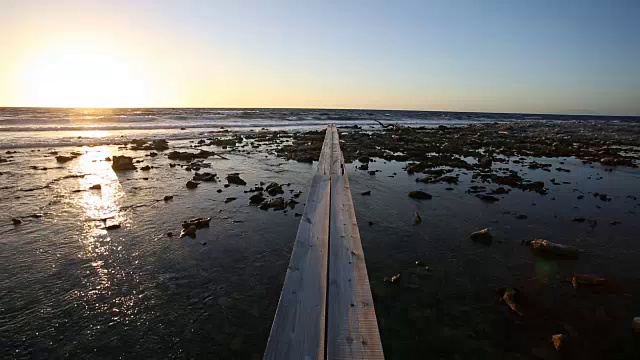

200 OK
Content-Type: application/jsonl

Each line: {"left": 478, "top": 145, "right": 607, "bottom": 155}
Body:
{"left": 1, "top": 0, "right": 639, "bottom": 115}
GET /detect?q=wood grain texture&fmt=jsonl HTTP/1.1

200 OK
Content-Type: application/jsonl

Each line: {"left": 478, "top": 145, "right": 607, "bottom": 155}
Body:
{"left": 317, "top": 126, "right": 334, "bottom": 175}
{"left": 263, "top": 174, "right": 330, "bottom": 360}
{"left": 329, "top": 125, "right": 344, "bottom": 176}
{"left": 326, "top": 126, "right": 384, "bottom": 359}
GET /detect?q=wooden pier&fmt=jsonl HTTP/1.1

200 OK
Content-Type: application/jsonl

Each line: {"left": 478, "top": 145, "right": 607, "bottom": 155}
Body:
{"left": 264, "top": 125, "right": 384, "bottom": 360}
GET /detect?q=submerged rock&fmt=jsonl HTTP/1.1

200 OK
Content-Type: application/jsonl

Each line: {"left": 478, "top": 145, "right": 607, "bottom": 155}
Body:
{"left": 186, "top": 180, "right": 199, "bottom": 189}
{"left": 266, "top": 182, "right": 284, "bottom": 196}
{"left": 182, "top": 217, "right": 211, "bottom": 229}
{"left": 497, "top": 287, "right": 524, "bottom": 316}
{"left": 192, "top": 172, "right": 217, "bottom": 182}
{"left": 414, "top": 212, "right": 422, "bottom": 225}
{"left": 105, "top": 223, "right": 121, "bottom": 230}
{"left": 408, "top": 191, "right": 432, "bottom": 200}
{"left": 224, "top": 197, "right": 237, "bottom": 203}
{"left": 476, "top": 194, "right": 500, "bottom": 203}
{"left": 249, "top": 192, "right": 265, "bottom": 205}
{"left": 361, "top": 190, "right": 371, "bottom": 196}
{"left": 226, "top": 173, "right": 247, "bottom": 186}
{"left": 11, "top": 218, "right": 22, "bottom": 225}
{"left": 180, "top": 225, "right": 198, "bottom": 238}
{"left": 384, "top": 273, "right": 401, "bottom": 284}
{"left": 111, "top": 156, "right": 136, "bottom": 171}
{"left": 572, "top": 274, "right": 607, "bottom": 289}
{"left": 551, "top": 334, "right": 567, "bottom": 352}
{"left": 259, "top": 197, "right": 286, "bottom": 211}
{"left": 55, "top": 155, "right": 77, "bottom": 163}
{"left": 470, "top": 228, "right": 492, "bottom": 242}
{"left": 527, "top": 239, "right": 580, "bottom": 258}
{"left": 163, "top": 195, "right": 174, "bottom": 202}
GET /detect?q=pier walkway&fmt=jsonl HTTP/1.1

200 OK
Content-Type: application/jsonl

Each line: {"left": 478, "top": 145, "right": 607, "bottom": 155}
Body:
{"left": 264, "top": 125, "right": 384, "bottom": 360}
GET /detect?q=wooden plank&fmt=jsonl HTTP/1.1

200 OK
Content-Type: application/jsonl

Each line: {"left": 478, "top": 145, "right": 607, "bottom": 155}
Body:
{"left": 265, "top": 125, "right": 384, "bottom": 360}
{"left": 329, "top": 125, "right": 344, "bottom": 176}
{"left": 317, "top": 126, "right": 334, "bottom": 175}
{"left": 263, "top": 174, "right": 330, "bottom": 360}
{"left": 327, "top": 174, "right": 384, "bottom": 359}
{"left": 326, "top": 130, "right": 384, "bottom": 359}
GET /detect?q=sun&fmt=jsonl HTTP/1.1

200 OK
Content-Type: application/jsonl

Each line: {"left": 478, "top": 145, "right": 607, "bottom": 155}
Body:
{"left": 15, "top": 39, "right": 150, "bottom": 108}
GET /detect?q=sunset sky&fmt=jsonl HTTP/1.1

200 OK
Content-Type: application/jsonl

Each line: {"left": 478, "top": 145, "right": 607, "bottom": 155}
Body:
{"left": 1, "top": 0, "right": 639, "bottom": 115}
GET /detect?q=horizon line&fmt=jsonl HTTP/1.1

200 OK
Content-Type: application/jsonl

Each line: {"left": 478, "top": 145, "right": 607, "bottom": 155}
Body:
{"left": 0, "top": 105, "right": 638, "bottom": 118}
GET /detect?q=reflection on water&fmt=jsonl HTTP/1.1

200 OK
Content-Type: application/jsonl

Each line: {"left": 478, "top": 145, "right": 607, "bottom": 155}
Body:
{"left": 70, "top": 147, "right": 141, "bottom": 325}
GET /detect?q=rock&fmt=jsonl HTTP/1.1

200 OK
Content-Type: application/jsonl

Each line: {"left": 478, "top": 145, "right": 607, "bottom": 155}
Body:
{"left": 287, "top": 199, "right": 299, "bottom": 209}
{"left": 572, "top": 217, "right": 586, "bottom": 222}
{"left": 470, "top": 228, "right": 492, "bottom": 242}
{"left": 140, "top": 165, "right": 151, "bottom": 171}
{"left": 182, "top": 217, "right": 211, "bottom": 229}
{"left": 55, "top": 155, "right": 76, "bottom": 163}
{"left": 478, "top": 157, "right": 493, "bottom": 168}
{"left": 224, "top": 197, "right": 237, "bottom": 203}
{"left": 572, "top": 274, "right": 607, "bottom": 289}
{"left": 361, "top": 190, "right": 371, "bottom": 196}
{"left": 414, "top": 212, "right": 422, "bottom": 225}
{"left": 192, "top": 172, "right": 217, "bottom": 182}
{"left": 490, "top": 187, "right": 509, "bottom": 195}
{"left": 167, "top": 231, "right": 173, "bottom": 237}
{"left": 610, "top": 221, "right": 621, "bottom": 225}
{"left": 216, "top": 189, "right": 222, "bottom": 193}
{"left": 633, "top": 317, "right": 640, "bottom": 334}
{"left": 498, "top": 287, "right": 524, "bottom": 316}
{"left": 551, "top": 334, "right": 567, "bottom": 352}
{"left": 167, "top": 149, "right": 216, "bottom": 162}
{"left": 111, "top": 156, "right": 136, "bottom": 171}
{"left": 367, "top": 170, "right": 376, "bottom": 176}
{"left": 89, "top": 184, "right": 102, "bottom": 190}
{"left": 226, "top": 173, "right": 247, "bottom": 186}
{"left": 476, "top": 194, "right": 500, "bottom": 203}
{"left": 408, "top": 191, "right": 432, "bottom": 200}
{"left": 259, "top": 197, "right": 286, "bottom": 211}
{"left": 163, "top": 195, "right": 174, "bottom": 202}
{"left": 186, "top": 180, "right": 199, "bottom": 189}
{"left": 405, "top": 162, "right": 425, "bottom": 174}
{"left": 266, "top": 182, "right": 284, "bottom": 196}
{"left": 527, "top": 239, "right": 580, "bottom": 258}
{"left": 515, "top": 214, "right": 528, "bottom": 220}
{"left": 11, "top": 218, "right": 22, "bottom": 225}
{"left": 180, "top": 225, "right": 198, "bottom": 238}
{"left": 523, "top": 181, "right": 546, "bottom": 193}
{"left": 249, "top": 192, "right": 265, "bottom": 205}
{"left": 358, "top": 155, "right": 370, "bottom": 163}
{"left": 105, "top": 224, "right": 121, "bottom": 230}
{"left": 358, "top": 163, "right": 369, "bottom": 171}
{"left": 384, "top": 273, "right": 401, "bottom": 284}
{"left": 294, "top": 213, "right": 302, "bottom": 217}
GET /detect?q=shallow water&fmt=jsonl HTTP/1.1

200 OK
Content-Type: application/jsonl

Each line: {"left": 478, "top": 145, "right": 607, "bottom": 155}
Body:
{"left": 1, "top": 141, "right": 315, "bottom": 358}
{"left": 1, "top": 120, "right": 640, "bottom": 358}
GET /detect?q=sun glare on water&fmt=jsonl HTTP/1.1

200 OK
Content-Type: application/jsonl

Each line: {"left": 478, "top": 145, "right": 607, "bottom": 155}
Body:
{"left": 16, "top": 39, "right": 150, "bottom": 108}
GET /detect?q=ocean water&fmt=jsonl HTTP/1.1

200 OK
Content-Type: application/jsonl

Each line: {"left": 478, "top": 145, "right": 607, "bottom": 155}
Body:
{"left": 2, "top": 107, "right": 639, "bottom": 149}
{"left": 1, "top": 108, "right": 640, "bottom": 359}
